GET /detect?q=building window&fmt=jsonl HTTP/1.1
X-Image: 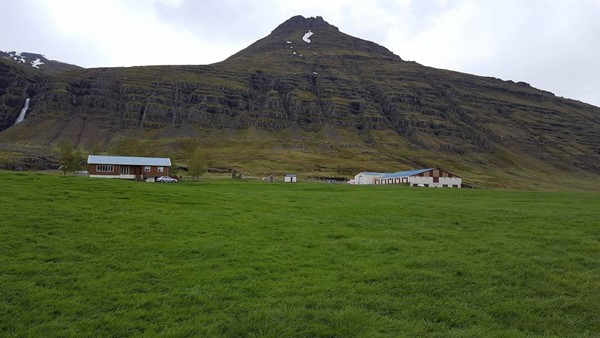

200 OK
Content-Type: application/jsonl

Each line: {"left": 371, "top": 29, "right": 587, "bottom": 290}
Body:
{"left": 144, "top": 166, "right": 151, "bottom": 172}
{"left": 158, "top": 166, "right": 164, "bottom": 172}
{"left": 96, "top": 165, "right": 114, "bottom": 172}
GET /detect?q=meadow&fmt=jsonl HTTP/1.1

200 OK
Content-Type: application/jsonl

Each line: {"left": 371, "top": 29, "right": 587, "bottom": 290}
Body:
{"left": 0, "top": 171, "right": 599, "bottom": 337}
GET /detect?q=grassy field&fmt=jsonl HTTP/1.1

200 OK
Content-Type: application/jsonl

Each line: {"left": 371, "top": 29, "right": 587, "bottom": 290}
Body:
{"left": 1, "top": 171, "right": 599, "bottom": 337}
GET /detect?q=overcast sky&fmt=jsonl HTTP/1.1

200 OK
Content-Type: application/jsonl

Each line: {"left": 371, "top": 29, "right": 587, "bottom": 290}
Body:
{"left": 2, "top": 0, "right": 599, "bottom": 107}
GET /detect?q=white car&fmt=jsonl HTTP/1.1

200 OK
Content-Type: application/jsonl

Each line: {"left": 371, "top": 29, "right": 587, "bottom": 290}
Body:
{"left": 156, "top": 176, "right": 178, "bottom": 183}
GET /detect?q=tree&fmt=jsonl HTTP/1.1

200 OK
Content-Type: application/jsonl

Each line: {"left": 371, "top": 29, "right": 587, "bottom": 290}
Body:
{"left": 58, "top": 143, "right": 84, "bottom": 175}
{"left": 188, "top": 150, "right": 207, "bottom": 180}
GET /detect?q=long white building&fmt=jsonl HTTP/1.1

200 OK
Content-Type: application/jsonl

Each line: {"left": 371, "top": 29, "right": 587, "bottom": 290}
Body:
{"left": 354, "top": 168, "right": 461, "bottom": 188}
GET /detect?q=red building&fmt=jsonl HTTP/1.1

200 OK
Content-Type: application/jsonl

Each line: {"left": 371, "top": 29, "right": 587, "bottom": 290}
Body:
{"left": 87, "top": 155, "right": 171, "bottom": 181}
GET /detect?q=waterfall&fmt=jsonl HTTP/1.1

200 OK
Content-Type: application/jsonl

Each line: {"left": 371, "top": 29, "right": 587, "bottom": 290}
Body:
{"left": 14, "top": 98, "right": 30, "bottom": 125}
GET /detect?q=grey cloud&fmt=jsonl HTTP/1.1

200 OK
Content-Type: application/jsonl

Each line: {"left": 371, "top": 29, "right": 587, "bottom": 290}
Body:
{"left": 153, "top": 0, "right": 279, "bottom": 44}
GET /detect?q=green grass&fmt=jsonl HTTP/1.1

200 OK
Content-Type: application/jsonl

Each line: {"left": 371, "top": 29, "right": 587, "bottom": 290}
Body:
{"left": 1, "top": 171, "right": 599, "bottom": 337}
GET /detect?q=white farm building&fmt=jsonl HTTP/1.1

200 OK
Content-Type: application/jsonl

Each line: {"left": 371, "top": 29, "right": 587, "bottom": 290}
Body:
{"left": 354, "top": 172, "right": 386, "bottom": 185}
{"left": 354, "top": 168, "right": 461, "bottom": 188}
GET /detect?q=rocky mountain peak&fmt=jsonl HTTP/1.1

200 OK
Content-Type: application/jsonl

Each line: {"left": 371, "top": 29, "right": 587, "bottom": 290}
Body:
{"left": 271, "top": 15, "right": 338, "bottom": 34}
{"left": 226, "top": 15, "right": 399, "bottom": 62}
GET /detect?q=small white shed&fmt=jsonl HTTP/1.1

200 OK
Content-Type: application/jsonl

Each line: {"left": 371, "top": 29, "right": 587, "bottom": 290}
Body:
{"left": 284, "top": 174, "right": 297, "bottom": 183}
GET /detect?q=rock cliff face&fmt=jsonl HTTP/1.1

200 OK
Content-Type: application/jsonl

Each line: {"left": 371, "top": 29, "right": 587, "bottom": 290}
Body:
{"left": 0, "top": 16, "right": 599, "bottom": 186}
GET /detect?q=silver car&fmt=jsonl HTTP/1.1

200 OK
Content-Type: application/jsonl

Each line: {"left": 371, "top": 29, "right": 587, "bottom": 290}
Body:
{"left": 156, "top": 176, "right": 178, "bottom": 183}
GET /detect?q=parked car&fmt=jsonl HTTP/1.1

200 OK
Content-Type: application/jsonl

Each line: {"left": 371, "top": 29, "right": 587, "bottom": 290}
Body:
{"left": 156, "top": 176, "right": 178, "bottom": 183}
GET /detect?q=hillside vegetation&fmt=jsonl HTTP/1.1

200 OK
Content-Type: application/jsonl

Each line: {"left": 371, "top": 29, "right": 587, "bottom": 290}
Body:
{"left": 0, "top": 16, "right": 599, "bottom": 190}
{"left": 1, "top": 171, "right": 599, "bottom": 336}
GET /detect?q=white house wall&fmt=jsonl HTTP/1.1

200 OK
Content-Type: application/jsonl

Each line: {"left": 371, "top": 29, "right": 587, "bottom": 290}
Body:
{"left": 354, "top": 173, "right": 383, "bottom": 184}
{"left": 408, "top": 176, "right": 461, "bottom": 188}
{"left": 355, "top": 169, "right": 461, "bottom": 188}
{"left": 377, "top": 177, "right": 409, "bottom": 185}
{"left": 89, "top": 174, "right": 122, "bottom": 179}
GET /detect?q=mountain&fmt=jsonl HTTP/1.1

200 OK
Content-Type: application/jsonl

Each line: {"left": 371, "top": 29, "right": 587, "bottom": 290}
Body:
{"left": 1, "top": 50, "right": 82, "bottom": 74}
{"left": 0, "top": 16, "right": 599, "bottom": 190}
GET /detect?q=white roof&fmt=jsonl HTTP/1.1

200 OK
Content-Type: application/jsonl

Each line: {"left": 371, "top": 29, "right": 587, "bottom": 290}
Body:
{"left": 87, "top": 155, "right": 171, "bottom": 166}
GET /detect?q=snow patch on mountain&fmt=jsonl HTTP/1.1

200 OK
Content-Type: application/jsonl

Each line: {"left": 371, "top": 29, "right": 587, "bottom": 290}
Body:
{"left": 302, "top": 30, "right": 313, "bottom": 43}
{"left": 3, "top": 51, "right": 47, "bottom": 69}
{"left": 9, "top": 51, "right": 26, "bottom": 63}
{"left": 1, "top": 50, "right": 82, "bottom": 73}
{"left": 31, "top": 58, "right": 45, "bottom": 68}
